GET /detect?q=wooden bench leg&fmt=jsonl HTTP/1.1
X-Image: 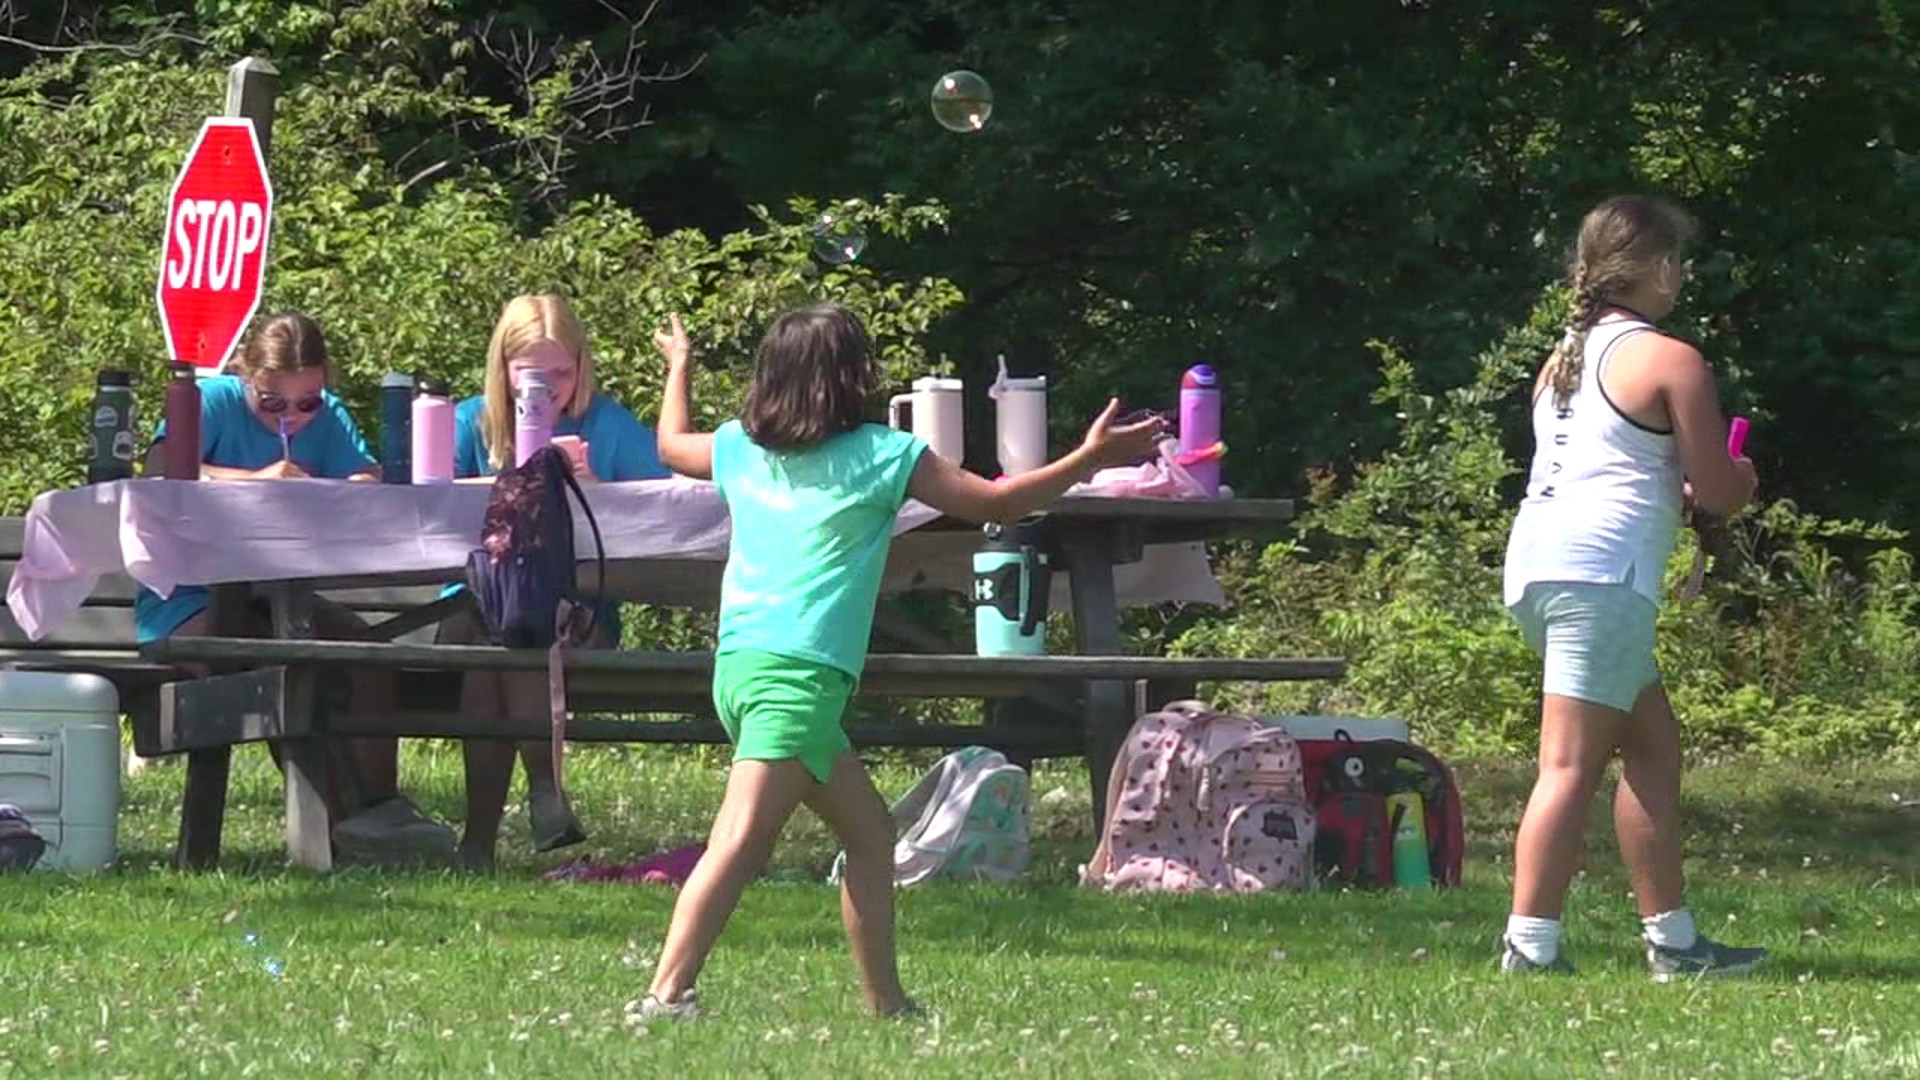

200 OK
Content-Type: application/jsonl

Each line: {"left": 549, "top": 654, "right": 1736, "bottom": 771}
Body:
{"left": 267, "top": 584, "right": 333, "bottom": 872}
{"left": 1062, "top": 531, "right": 1130, "bottom": 831}
{"left": 175, "top": 747, "right": 231, "bottom": 870}
{"left": 282, "top": 735, "right": 333, "bottom": 871}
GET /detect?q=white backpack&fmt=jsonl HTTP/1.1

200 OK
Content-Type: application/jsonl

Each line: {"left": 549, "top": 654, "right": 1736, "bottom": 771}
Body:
{"left": 830, "top": 746, "right": 1030, "bottom": 886}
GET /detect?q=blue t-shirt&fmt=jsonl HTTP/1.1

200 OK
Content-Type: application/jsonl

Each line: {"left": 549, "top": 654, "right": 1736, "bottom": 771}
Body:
{"left": 134, "top": 375, "right": 377, "bottom": 643}
{"left": 450, "top": 392, "right": 670, "bottom": 639}
{"left": 452, "top": 393, "right": 669, "bottom": 482}
{"left": 711, "top": 421, "right": 928, "bottom": 679}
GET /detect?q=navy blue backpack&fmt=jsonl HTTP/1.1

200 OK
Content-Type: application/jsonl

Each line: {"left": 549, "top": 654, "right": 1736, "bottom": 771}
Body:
{"left": 465, "top": 445, "right": 607, "bottom": 788}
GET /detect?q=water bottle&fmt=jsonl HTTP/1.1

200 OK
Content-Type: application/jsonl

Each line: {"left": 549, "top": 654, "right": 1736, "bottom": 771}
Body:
{"left": 1178, "top": 364, "right": 1223, "bottom": 496}
{"left": 380, "top": 372, "right": 413, "bottom": 483}
{"left": 514, "top": 368, "right": 555, "bottom": 468}
{"left": 86, "top": 369, "right": 137, "bottom": 484}
{"left": 1387, "top": 791, "right": 1431, "bottom": 890}
{"left": 410, "top": 376, "right": 454, "bottom": 484}
{"left": 162, "top": 362, "right": 202, "bottom": 481}
{"left": 972, "top": 520, "right": 1050, "bottom": 656}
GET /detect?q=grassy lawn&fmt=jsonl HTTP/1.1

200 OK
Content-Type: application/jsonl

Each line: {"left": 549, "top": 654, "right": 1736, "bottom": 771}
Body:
{"left": 2, "top": 743, "right": 1917, "bottom": 1078}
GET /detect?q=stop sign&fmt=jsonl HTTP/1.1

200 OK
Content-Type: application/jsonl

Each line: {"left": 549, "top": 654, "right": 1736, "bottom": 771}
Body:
{"left": 154, "top": 117, "right": 274, "bottom": 372}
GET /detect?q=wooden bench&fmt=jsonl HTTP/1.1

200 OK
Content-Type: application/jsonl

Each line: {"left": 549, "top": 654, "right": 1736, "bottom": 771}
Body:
{"left": 2, "top": 517, "right": 455, "bottom": 863}
{"left": 142, "top": 634, "right": 1346, "bottom": 869}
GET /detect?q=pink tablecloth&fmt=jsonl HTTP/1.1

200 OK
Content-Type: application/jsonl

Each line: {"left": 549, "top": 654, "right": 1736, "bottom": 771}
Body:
{"left": 6, "top": 479, "right": 1225, "bottom": 641}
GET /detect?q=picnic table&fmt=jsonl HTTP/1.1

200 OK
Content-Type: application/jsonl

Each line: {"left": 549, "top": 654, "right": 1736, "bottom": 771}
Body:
{"left": 5, "top": 478, "right": 1340, "bottom": 870}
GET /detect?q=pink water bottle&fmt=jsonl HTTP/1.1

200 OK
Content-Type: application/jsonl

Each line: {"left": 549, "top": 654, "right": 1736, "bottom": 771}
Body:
{"left": 514, "top": 368, "right": 554, "bottom": 467}
{"left": 1179, "top": 364, "right": 1223, "bottom": 495}
{"left": 411, "top": 376, "right": 454, "bottom": 483}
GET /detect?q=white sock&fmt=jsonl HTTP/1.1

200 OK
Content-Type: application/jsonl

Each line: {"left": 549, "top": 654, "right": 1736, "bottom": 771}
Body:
{"left": 1505, "top": 914, "right": 1562, "bottom": 964}
{"left": 1642, "top": 908, "right": 1697, "bottom": 950}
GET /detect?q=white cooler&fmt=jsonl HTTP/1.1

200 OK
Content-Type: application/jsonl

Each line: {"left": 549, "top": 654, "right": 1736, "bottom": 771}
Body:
{"left": 1262, "top": 715, "right": 1411, "bottom": 743}
{"left": 0, "top": 671, "right": 121, "bottom": 872}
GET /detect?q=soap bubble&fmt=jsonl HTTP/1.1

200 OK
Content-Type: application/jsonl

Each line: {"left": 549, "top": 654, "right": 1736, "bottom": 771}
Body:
{"left": 239, "top": 930, "right": 286, "bottom": 979}
{"left": 810, "top": 211, "right": 866, "bottom": 265}
{"left": 931, "top": 70, "right": 993, "bottom": 132}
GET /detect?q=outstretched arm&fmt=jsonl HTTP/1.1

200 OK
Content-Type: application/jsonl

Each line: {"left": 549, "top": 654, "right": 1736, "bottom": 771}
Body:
{"left": 908, "top": 399, "right": 1166, "bottom": 524}
{"left": 652, "top": 314, "right": 713, "bottom": 479}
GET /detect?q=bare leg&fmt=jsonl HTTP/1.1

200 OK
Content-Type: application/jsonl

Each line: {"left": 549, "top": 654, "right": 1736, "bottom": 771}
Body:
{"left": 458, "top": 668, "right": 514, "bottom": 868}
{"left": 803, "top": 752, "right": 912, "bottom": 1015}
{"left": 647, "top": 760, "right": 815, "bottom": 1004}
{"left": 1511, "top": 694, "right": 1626, "bottom": 919}
{"left": 1614, "top": 682, "right": 1686, "bottom": 917}
{"left": 347, "top": 667, "right": 401, "bottom": 805}
{"left": 518, "top": 738, "right": 559, "bottom": 798}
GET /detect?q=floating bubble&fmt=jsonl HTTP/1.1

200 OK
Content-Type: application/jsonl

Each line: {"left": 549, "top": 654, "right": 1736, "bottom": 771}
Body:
{"left": 931, "top": 70, "right": 993, "bottom": 133}
{"left": 810, "top": 212, "right": 866, "bottom": 265}
{"left": 240, "top": 930, "right": 286, "bottom": 979}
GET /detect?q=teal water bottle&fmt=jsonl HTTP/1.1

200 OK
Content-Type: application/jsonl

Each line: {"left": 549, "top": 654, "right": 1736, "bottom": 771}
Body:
{"left": 972, "top": 521, "right": 1051, "bottom": 656}
{"left": 1387, "top": 791, "right": 1431, "bottom": 890}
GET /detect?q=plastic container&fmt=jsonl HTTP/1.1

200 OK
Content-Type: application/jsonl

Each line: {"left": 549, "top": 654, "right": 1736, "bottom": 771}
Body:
{"left": 1179, "top": 364, "right": 1223, "bottom": 495}
{"left": 887, "top": 376, "right": 965, "bottom": 464}
{"left": 162, "top": 362, "right": 202, "bottom": 480}
{"left": 1387, "top": 790, "right": 1432, "bottom": 890}
{"left": 973, "top": 520, "right": 1050, "bottom": 656}
{"left": 514, "top": 368, "right": 555, "bottom": 468}
{"left": 0, "top": 672, "right": 120, "bottom": 873}
{"left": 410, "top": 377, "right": 454, "bottom": 484}
{"left": 87, "top": 369, "right": 137, "bottom": 484}
{"left": 1261, "top": 715, "right": 1411, "bottom": 743}
{"left": 989, "top": 356, "right": 1048, "bottom": 477}
{"left": 380, "top": 372, "right": 414, "bottom": 483}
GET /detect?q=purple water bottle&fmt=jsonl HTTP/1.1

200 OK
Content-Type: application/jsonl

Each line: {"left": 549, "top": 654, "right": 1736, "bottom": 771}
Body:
{"left": 514, "top": 367, "right": 554, "bottom": 467}
{"left": 1179, "top": 364, "right": 1222, "bottom": 495}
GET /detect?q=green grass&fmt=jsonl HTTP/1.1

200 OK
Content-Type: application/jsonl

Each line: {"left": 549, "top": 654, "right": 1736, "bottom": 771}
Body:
{"left": 3, "top": 745, "right": 1918, "bottom": 1078}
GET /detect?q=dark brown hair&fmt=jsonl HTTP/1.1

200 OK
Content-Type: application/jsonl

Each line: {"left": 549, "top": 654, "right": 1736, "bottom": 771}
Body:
{"left": 742, "top": 304, "right": 879, "bottom": 450}
{"left": 238, "top": 311, "right": 330, "bottom": 378}
{"left": 1548, "top": 195, "right": 1697, "bottom": 410}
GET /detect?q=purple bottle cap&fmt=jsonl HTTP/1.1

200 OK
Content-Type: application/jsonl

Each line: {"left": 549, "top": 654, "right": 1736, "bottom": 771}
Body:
{"left": 1182, "top": 364, "right": 1218, "bottom": 390}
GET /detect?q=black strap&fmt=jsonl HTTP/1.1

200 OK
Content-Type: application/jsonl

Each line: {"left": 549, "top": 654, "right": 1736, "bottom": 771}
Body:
{"left": 556, "top": 460, "right": 608, "bottom": 641}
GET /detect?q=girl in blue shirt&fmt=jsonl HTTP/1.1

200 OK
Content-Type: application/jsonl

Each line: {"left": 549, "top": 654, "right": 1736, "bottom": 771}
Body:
{"left": 138, "top": 311, "right": 456, "bottom": 865}
{"left": 444, "top": 292, "right": 671, "bottom": 868}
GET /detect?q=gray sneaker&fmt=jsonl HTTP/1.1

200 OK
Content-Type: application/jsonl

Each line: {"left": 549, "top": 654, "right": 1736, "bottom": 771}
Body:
{"left": 529, "top": 790, "right": 587, "bottom": 853}
{"left": 332, "top": 796, "right": 457, "bottom": 867}
{"left": 627, "top": 991, "right": 701, "bottom": 1025}
{"left": 1647, "top": 934, "right": 1768, "bottom": 983}
{"left": 1500, "top": 937, "right": 1577, "bottom": 975}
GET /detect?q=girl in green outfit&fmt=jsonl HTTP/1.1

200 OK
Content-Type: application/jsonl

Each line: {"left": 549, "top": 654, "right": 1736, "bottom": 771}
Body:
{"left": 638, "top": 304, "right": 1164, "bottom": 1021}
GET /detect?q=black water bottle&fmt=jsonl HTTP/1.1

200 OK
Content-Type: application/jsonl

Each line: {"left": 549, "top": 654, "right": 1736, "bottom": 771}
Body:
{"left": 87, "top": 369, "right": 137, "bottom": 483}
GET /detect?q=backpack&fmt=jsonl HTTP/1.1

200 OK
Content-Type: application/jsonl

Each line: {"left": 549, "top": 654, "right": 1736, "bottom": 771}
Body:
{"left": 1299, "top": 732, "right": 1465, "bottom": 889}
{"left": 1081, "top": 701, "right": 1315, "bottom": 893}
{"left": 464, "top": 445, "right": 607, "bottom": 793}
{"left": 830, "top": 746, "right": 1031, "bottom": 886}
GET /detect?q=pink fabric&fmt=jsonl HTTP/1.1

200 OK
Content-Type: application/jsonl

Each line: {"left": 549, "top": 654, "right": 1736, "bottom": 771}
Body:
{"left": 1067, "top": 438, "right": 1232, "bottom": 501}
{"left": 544, "top": 843, "right": 706, "bottom": 886}
{"left": 5, "top": 478, "right": 1227, "bottom": 640}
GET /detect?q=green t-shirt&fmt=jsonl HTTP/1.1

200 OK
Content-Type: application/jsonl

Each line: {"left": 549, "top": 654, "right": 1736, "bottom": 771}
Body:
{"left": 710, "top": 420, "right": 929, "bottom": 678}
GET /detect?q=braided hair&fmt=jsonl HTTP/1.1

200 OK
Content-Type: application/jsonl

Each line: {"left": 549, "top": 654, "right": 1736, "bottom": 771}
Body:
{"left": 1547, "top": 195, "right": 1697, "bottom": 411}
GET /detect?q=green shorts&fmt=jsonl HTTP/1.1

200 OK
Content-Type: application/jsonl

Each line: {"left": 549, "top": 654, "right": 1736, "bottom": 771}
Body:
{"left": 712, "top": 650, "right": 855, "bottom": 783}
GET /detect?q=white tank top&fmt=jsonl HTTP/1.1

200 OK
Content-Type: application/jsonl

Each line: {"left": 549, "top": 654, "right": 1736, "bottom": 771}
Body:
{"left": 1503, "top": 318, "right": 1683, "bottom": 607}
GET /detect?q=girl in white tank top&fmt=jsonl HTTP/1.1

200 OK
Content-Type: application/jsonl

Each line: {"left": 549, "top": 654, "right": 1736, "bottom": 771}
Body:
{"left": 1497, "top": 196, "right": 1766, "bottom": 981}
{"left": 1503, "top": 314, "right": 1683, "bottom": 609}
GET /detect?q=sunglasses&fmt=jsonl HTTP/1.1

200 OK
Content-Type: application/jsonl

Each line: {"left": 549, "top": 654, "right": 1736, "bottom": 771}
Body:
{"left": 252, "top": 387, "right": 324, "bottom": 415}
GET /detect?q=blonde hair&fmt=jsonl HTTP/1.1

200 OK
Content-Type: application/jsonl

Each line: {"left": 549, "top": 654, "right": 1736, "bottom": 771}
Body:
{"left": 480, "top": 293, "right": 597, "bottom": 470}
{"left": 236, "top": 311, "right": 329, "bottom": 378}
{"left": 1547, "top": 195, "right": 1697, "bottom": 411}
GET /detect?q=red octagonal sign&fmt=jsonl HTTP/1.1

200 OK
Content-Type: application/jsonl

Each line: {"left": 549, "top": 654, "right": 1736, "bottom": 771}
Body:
{"left": 154, "top": 117, "right": 274, "bottom": 372}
